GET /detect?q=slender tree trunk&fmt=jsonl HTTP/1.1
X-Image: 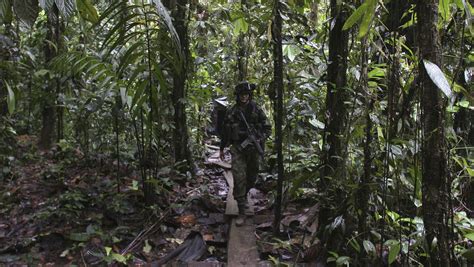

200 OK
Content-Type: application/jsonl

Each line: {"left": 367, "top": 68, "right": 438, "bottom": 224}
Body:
{"left": 460, "top": 30, "right": 474, "bottom": 215}
{"left": 357, "top": 36, "right": 372, "bottom": 263}
{"left": 272, "top": 0, "right": 284, "bottom": 235}
{"left": 320, "top": 0, "right": 349, "bottom": 184}
{"left": 317, "top": 0, "right": 349, "bottom": 247}
{"left": 236, "top": 0, "right": 248, "bottom": 81}
{"left": 386, "top": 0, "right": 405, "bottom": 138}
{"left": 237, "top": 36, "right": 246, "bottom": 81}
{"left": 56, "top": 16, "right": 65, "bottom": 141}
{"left": 39, "top": 6, "right": 61, "bottom": 150}
{"left": 452, "top": 43, "right": 474, "bottom": 214}
{"left": 171, "top": 0, "right": 192, "bottom": 167}
{"left": 385, "top": 1, "right": 414, "bottom": 137}
{"left": 468, "top": 113, "right": 474, "bottom": 213}
{"left": 417, "top": 0, "right": 450, "bottom": 265}
{"left": 388, "top": 51, "right": 401, "bottom": 137}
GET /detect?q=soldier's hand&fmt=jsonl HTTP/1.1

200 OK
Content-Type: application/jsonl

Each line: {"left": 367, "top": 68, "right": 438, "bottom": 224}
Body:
{"left": 219, "top": 149, "right": 225, "bottom": 161}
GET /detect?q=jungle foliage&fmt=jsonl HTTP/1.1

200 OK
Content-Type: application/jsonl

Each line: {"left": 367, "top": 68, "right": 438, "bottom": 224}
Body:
{"left": 1, "top": 0, "right": 473, "bottom": 265}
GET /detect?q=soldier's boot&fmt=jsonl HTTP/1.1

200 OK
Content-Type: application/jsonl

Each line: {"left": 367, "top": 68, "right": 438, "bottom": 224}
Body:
{"left": 239, "top": 201, "right": 254, "bottom": 215}
{"left": 235, "top": 214, "right": 245, "bottom": 227}
{"left": 236, "top": 203, "right": 249, "bottom": 227}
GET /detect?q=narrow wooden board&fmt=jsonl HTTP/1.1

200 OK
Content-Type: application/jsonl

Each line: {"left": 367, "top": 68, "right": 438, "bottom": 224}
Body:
{"left": 187, "top": 261, "right": 223, "bottom": 267}
{"left": 224, "top": 170, "right": 238, "bottom": 216}
{"left": 205, "top": 144, "right": 221, "bottom": 151}
{"left": 225, "top": 170, "right": 260, "bottom": 266}
{"left": 227, "top": 217, "right": 259, "bottom": 266}
{"left": 208, "top": 151, "right": 220, "bottom": 159}
{"left": 223, "top": 170, "right": 234, "bottom": 188}
{"left": 204, "top": 160, "right": 232, "bottom": 170}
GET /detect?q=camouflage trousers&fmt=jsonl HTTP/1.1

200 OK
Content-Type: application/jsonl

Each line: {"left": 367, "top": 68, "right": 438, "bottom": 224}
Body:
{"left": 231, "top": 145, "right": 259, "bottom": 213}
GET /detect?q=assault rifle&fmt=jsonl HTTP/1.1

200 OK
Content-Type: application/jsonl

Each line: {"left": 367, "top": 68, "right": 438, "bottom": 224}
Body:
{"left": 238, "top": 110, "right": 265, "bottom": 157}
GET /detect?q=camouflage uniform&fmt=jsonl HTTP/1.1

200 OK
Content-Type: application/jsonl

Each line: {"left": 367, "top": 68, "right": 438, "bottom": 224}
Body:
{"left": 220, "top": 98, "right": 271, "bottom": 213}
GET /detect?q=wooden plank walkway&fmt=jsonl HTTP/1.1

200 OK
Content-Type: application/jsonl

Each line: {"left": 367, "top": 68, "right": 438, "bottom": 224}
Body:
{"left": 205, "top": 146, "right": 261, "bottom": 266}
{"left": 224, "top": 170, "right": 238, "bottom": 216}
{"left": 224, "top": 168, "right": 260, "bottom": 266}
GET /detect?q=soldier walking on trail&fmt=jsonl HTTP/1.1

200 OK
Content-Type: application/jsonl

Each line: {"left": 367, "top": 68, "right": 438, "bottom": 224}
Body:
{"left": 219, "top": 81, "right": 271, "bottom": 227}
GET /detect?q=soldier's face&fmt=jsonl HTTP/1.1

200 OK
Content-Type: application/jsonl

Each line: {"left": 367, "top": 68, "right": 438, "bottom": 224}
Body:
{"left": 239, "top": 93, "right": 250, "bottom": 104}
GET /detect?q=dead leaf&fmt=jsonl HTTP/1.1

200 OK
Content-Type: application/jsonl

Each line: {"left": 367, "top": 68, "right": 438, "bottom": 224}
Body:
{"left": 176, "top": 215, "right": 197, "bottom": 227}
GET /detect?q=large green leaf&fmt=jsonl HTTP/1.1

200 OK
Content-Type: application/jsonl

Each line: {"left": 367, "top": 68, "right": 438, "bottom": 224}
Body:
{"left": 233, "top": 17, "right": 248, "bottom": 35}
{"left": 465, "top": 232, "right": 474, "bottom": 241}
{"left": 0, "top": 0, "right": 13, "bottom": 24}
{"left": 283, "top": 44, "right": 302, "bottom": 62}
{"left": 423, "top": 60, "right": 453, "bottom": 99}
{"left": 55, "top": 0, "right": 76, "bottom": 18}
{"left": 358, "top": 0, "right": 377, "bottom": 38}
{"left": 439, "top": 0, "right": 451, "bottom": 21}
{"left": 341, "top": 0, "right": 377, "bottom": 38}
{"left": 6, "top": 82, "right": 15, "bottom": 114}
{"left": 335, "top": 256, "right": 350, "bottom": 266}
{"left": 363, "top": 240, "right": 376, "bottom": 255}
{"left": 342, "top": 2, "right": 368, "bottom": 31}
{"left": 387, "top": 240, "right": 401, "bottom": 264}
{"left": 77, "top": 0, "right": 98, "bottom": 23}
{"left": 112, "top": 253, "right": 127, "bottom": 263}
{"left": 13, "top": 0, "right": 40, "bottom": 27}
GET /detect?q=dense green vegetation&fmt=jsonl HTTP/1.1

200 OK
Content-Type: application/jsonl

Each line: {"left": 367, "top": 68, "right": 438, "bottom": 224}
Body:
{"left": 1, "top": 0, "right": 473, "bottom": 265}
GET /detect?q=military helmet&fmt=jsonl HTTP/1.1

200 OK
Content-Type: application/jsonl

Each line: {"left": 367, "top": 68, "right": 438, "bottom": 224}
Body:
{"left": 235, "top": 81, "right": 256, "bottom": 95}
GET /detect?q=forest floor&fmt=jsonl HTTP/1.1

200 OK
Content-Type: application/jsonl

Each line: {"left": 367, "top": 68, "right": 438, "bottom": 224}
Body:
{"left": 0, "top": 135, "right": 319, "bottom": 266}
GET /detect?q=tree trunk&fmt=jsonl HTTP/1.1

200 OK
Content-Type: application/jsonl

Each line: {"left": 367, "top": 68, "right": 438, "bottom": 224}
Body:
{"left": 453, "top": 48, "right": 474, "bottom": 215}
{"left": 171, "top": 0, "right": 192, "bottom": 167}
{"left": 315, "top": 1, "right": 349, "bottom": 258}
{"left": 387, "top": 52, "right": 401, "bottom": 138}
{"left": 272, "top": 0, "right": 284, "bottom": 235}
{"left": 320, "top": 0, "right": 349, "bottom": 184}
{"left": 417, "top": 0, "right": 450, "bottom": 265}
{"left": 357, "top": 36, "right": 372, "bottom": 263}
{"left": 237, "top": 36, "right": 246, "bottom": 81}
{"left": 236, "top": 0, "right": 248, "bottom": 81}
{"left": 385, "top": 0, "right": 411, "bottom": 138}
{"left": 39, "top": 6, "right": 61, "bottom": 150}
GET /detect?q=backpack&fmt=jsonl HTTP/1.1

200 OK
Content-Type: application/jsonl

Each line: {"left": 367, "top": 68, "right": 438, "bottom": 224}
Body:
{"left": 208, "top": 97, "right": 229, "bottom": 137}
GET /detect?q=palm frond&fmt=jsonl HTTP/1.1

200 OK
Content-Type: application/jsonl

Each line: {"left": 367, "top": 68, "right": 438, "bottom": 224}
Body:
{"left": 151, "top": 0, "right": 183, "bottom": 63}
{"left": 13, "top": 0, "right": 40, "bottom": 27}
{"left": 51, "top": 52, "right": 123, "bottom": 94}
{"left": 39, "top": 0, "right": 55, "bottom": 11}
{"left": 0, "top": 0, "right": 13, "bottom": 24}
{"left": 55, "top": 0, "right": 76, "bottom": 18}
